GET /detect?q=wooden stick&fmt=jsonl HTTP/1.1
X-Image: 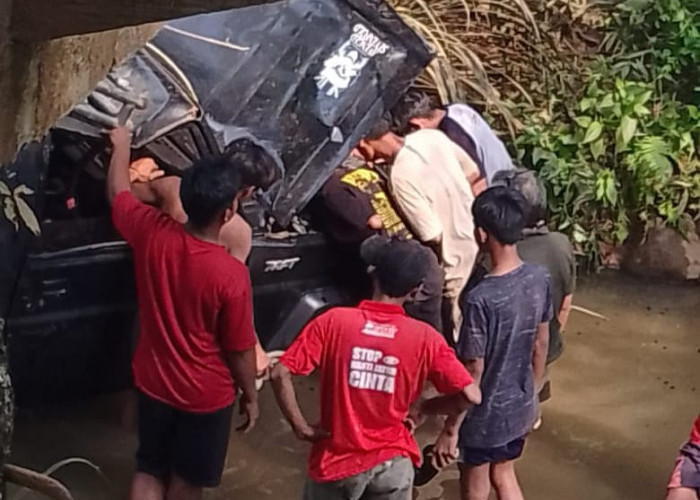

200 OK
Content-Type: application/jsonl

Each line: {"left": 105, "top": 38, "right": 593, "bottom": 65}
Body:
{"left": 3, "top": 464, "right": 73, "bottom": 500}
{"left": 571, "top": 305, "right": 609, "bottom": 321}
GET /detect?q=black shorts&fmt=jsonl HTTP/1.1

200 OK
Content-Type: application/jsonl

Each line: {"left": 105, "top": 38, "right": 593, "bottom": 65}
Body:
{"left": 459, "top": 436, "right": 527, "bottom": 466}
{"left": 136, "top": 392, "right": 233, "bottom": 488}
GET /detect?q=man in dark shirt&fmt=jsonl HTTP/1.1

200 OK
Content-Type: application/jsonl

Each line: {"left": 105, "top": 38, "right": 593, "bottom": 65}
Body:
{"left": 315, "top": 158, "right": 412, "bottom": 244}
{"left": 314, "top": 158, "right": 444, "bottom": 332}
{"left": 493, "top": 169, "right": 576, "bottom": 409}
{"left": 432, "top": 187, "right": 551, "bottom": 500}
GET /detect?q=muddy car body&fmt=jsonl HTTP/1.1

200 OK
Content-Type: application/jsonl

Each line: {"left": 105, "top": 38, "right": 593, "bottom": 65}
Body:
{"left": 4, "top": 0, "right": 431, "bottom": 405}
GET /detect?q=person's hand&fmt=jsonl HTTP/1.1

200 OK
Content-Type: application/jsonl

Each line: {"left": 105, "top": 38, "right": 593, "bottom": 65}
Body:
{"left": 236, "top": 395, "right": 259, "bottom": 434}
{"left": 295, "top": 423, "right": 330, "bottom": 443}
{"left": 109, "top": 126, "right": 131, "bottom": 149}
{"left": 367, "top": 214, "right": 383, "bottom": 230}
{"left": 432, "top": 430, "right": 459, "bottom": 469}
{"left": 129, "top": 158, "right": 165, "bottom": 184}
{"left": 404, "top": 400, "right": 426, "bottom": 433}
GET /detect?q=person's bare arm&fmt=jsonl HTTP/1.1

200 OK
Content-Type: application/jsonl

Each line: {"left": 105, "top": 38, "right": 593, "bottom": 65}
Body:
{"left": 107, "top": 127, "right": 132, "bottom": 204}
{"left": 533, "top": 322, "right": 550, "bottom": 391}
{"left": 471, "top": 177, "right": 487, "bottom": 196}
{"left": 432, "top": 357, "right": 484, "bottom": 466}
{"left": 225, "top": 348, "right": 259, "bottom": 433}
{"left": 270, "top": 364, "right": 330, "bottom": 442}
{"left": 219, "top": 214, "right": 253, "bottom": 262}
{"left": 558, "top": 294, "right": 573, "bottom": 332}
{"left": 419, "top": 382, "right": 482, "bottom": 416}
{"left": 130, "top": 182, "right": 158, "bottom": 205}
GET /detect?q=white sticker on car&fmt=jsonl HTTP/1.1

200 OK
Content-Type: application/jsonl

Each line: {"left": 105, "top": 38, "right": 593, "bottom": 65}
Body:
{"left": 315, "top": 24, "right": 389, "bottom": 99}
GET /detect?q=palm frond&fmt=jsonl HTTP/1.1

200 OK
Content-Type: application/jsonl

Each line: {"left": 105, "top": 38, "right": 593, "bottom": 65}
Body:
{"left": 388, "top": 0, "right": 602, "bottom": 135}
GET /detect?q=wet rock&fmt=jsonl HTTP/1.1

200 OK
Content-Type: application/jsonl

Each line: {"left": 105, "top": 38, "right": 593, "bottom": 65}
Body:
{"left": 622, "top": 225, "right": 700, "bottom": 281}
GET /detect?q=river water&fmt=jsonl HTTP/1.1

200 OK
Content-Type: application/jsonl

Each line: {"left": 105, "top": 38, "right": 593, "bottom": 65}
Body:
{"left": 8, "top": 272, "right": 700, "bottom": 500}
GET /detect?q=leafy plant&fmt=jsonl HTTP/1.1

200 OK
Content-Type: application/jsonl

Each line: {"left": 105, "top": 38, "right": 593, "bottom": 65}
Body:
{"left": 603, "top": 0, "right": 700, "bottom": 102}
{"left": 515, "top": 67, "right": 699, "bottom": 265}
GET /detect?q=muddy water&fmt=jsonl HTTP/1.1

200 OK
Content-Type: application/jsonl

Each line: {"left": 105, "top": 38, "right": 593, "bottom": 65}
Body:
{"left": 9, "top": 273, "right": 700, "bottom": 500}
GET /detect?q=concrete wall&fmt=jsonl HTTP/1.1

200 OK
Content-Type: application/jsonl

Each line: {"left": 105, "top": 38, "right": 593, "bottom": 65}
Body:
{"left": 0, "top": 20, "right": 160, "bottom": 165}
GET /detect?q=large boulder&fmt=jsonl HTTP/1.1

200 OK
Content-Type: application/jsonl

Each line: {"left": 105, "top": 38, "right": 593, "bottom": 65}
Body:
{"left": 622, "top": 225, "right": 700, "bottom": 281}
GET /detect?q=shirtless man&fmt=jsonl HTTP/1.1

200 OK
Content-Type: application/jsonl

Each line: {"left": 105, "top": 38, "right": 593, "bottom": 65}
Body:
{"left": 128, "top": 140, "right": 280, "bottom": 374}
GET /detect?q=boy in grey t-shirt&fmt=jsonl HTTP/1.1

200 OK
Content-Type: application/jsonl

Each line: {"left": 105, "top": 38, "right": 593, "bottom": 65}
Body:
{"left": 432, "top": 186, "right": 552, "bottom": 500}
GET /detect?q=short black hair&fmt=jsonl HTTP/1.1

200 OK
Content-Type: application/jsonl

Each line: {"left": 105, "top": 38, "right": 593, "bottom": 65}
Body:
{"left": 223, "top": 138, "right": 280, "bottom": 191}
{"left": 361, "top": 236, "right": 431, "bottom": 297}
{"left": 472, "top": 186, "right": 528, "bottom": 245}
{"left": 492, "top": 168, "right": 547, "bottom": 228}
{"left": 180, "top": 156, "right": 242, "bottom": 229}
{"left": 391, "top": 90, "right": 438, "bottom": 135}
{"left": 364, "top": 115, "right": 393, "bottom": 140}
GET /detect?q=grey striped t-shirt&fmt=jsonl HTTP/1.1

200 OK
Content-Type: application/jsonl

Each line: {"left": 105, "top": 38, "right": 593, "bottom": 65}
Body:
{"left": 457, "top": 262, "right": 552, "bottom": 449}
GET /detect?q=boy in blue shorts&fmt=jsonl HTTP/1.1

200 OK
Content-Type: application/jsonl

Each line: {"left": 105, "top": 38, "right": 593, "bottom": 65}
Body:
{"left": 432, "top": 186, "right": 552, "bottom": 500}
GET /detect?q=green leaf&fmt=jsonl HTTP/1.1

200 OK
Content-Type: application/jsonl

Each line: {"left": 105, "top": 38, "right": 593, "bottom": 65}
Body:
{"left": 635, "top": 90, "right": 653, "bottom": 106}
{"left": 614, "top": 214, "right": 629, "bottom": 243}
{"left": 616, "top": 116, "right": 638, "bottom": 149}
{"left": 583, "top": 121, "right": 604, "bottom": 144}
{"left": 531, "top": 148, "right": 548, "bottom": 166}
{"left": 633, "top": 103, "right": 651, "bottom": 116}
{"left": 13, "top": 195, "right": 40, "bottom": 236}
{"left": 599, "top": 94, "right": 615, "bottom": 109}
{"left": 580, "top": 98, "right": 595, "bottom": 112}
{"left": 615, "top": 78, "right": 627, "bottom": 98}
{"left": 596, "top": 179, "right": 605, "bottom": 200}
{"left": 560, "top": 134, "right": 577, "bottom": 146}
{"left": 591, "top": 137, "right": 606, "bottom": 160}
{"left": 621, "top": 0, "right": 652, "bottom": 12}
{"left": 574, "top": 116, "right": 593, "bottom": 129}
{"left": 605, "top": 178, "right": 618, "bottom": 205}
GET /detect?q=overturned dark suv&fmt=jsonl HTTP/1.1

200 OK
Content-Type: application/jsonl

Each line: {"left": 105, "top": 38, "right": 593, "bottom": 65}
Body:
{"left": 4, "top": 0, "right": 431, "bottom": 406}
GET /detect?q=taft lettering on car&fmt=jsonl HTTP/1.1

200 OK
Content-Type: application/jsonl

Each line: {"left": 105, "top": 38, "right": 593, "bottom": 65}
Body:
{"left": 264, "top": 257, "right": 301, "bottom": 273}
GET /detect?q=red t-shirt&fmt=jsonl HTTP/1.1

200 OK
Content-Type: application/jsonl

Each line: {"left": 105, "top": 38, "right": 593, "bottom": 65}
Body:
{"left": 112, "top": 191, "right": 256, "bottom": 413}
{"left": 281, "top": 300, "right": 473, "bottom": 482}
{"left": 690, "top": 416, "right": 700, "bottom": 444}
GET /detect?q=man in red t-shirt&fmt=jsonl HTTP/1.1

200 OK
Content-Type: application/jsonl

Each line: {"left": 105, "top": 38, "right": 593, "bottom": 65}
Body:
{"left": 271, "top": 236, "right": 482, "bottom": 500}
{"left": 107, "top": 128, "right": 259, "bottom": 500}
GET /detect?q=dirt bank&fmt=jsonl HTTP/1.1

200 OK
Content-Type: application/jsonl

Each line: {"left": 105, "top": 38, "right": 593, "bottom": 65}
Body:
{"left": 9, "top": 272, "right": 700, "bottom": 500}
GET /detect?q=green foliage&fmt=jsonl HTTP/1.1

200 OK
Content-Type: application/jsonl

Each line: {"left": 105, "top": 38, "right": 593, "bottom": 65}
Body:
{"left": 515, "top": 68, "right": 700, "bottom": 264}
{"left": 605, "top": 0, "right": 700, "bottom": 101}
